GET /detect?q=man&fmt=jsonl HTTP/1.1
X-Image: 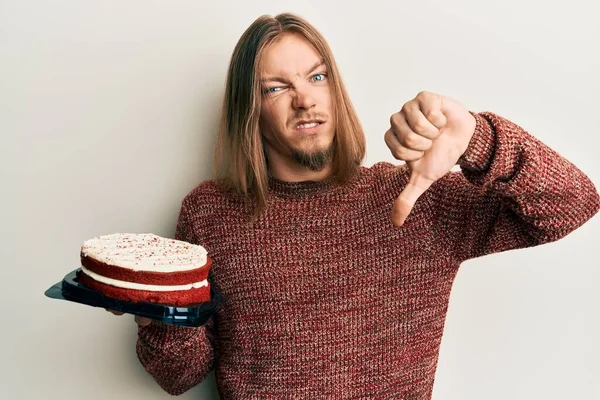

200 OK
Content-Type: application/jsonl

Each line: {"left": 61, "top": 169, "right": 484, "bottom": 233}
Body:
{"left": 122, "top": 12, "right": 599, "bottom": 399}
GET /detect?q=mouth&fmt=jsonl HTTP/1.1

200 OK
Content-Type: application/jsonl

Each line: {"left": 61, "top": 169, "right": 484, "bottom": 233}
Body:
{"left": 295, "top": 120, "right": 325, "bottom": 131}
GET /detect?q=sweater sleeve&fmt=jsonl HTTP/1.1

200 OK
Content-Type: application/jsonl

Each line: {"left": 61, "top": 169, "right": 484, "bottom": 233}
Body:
{"left": 135, "top": 201, "right": 215, "bottom": 396}
{"left": 432, "top": 111, "right": 600, "bottom": 263}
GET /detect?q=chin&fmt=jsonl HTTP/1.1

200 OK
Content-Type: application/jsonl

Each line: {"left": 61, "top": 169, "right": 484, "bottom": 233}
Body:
{"left": 297, "top": 143, "right": 332, "bottom": 156}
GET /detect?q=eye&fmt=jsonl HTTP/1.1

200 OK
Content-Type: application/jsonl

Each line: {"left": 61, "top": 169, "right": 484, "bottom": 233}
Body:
{"left": 311, "top": 73, "right": 327, "bottom": 82}
{"left": 264, "top": 87, "right": 282, "bottom": 95}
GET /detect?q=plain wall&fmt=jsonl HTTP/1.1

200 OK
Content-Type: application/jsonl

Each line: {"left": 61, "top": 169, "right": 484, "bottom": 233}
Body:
{"left": 2, "top": 0, "right": 599, "bottom": 399}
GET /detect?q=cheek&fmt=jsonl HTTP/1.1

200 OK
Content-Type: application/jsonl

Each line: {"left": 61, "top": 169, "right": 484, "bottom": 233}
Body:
{"left": 261, "top": 104, "right": 291, "bottom": 142}
{"left": 264, "top": 100, "right": 289, "bottom": 127}
{"left": 318, "top": 89, "right": 333, "bottom": 111}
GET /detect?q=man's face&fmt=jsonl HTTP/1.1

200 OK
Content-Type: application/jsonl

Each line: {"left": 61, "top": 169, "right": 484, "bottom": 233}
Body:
{"left": 259, "top": 33, "right": 335, "bottom": 172}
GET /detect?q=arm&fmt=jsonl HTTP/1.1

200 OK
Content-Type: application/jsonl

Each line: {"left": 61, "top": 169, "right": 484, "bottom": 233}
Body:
{"left": 136, "top": 318, "right": 215, "bottom": 396}
{"left": 136, "top": 202, "right": 215, "bottom": 395}
{"left": 434, "top": 111, "right": 600, "bottom": 262}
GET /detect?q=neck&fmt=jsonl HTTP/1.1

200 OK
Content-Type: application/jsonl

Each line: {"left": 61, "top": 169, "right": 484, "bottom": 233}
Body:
{"left": 267, "top": 156, "right": 333, "bottom": 183}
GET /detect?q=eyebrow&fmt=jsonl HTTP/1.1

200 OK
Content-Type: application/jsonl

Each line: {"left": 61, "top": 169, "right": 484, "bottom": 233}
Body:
{"left": 260, "top": 59, "right": 326, "bottom": 84}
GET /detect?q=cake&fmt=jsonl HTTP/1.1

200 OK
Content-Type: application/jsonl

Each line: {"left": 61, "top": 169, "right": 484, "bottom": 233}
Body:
{"left": 78, "top": 233, "right": 212, "bottom": 306}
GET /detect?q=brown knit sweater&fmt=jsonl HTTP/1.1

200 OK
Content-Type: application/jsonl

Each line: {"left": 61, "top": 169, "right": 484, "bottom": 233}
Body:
{"left": 136, "top": 112, "right": 599, "bottom": 399}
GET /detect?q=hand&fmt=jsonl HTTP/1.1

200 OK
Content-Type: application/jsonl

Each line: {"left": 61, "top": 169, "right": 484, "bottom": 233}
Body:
{"left": 106, "top": 309, "right": 152, "bottom": 326}
{"left": 384, "top": 91, "right": 477, "bottom": 226}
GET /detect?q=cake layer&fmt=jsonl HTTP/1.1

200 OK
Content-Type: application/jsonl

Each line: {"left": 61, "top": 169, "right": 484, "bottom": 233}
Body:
{"left": 81, "top": 253, "right": 211, "bottom": 285}
{"left": 80, "top": 266, "right": 208, "bottom": 291}
{"left": 81, "top": 233, "right": 208, "bottom": 273}
{"left": 79, "top": 272, "right": 211, "bottom": 306}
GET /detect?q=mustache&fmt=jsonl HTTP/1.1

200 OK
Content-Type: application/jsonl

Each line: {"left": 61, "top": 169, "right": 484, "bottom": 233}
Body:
{"left": 288, "top": 113, "right": 329, "bottom": 128}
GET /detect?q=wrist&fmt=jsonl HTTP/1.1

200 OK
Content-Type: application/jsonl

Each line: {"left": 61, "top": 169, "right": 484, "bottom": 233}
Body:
{"left": 457, "top": 112, "right": 495, "bottom": 171}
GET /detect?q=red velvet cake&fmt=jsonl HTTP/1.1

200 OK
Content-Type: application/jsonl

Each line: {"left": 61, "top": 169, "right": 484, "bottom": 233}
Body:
{"left": 78, "top": 233, "right": 211, "bottom": 306}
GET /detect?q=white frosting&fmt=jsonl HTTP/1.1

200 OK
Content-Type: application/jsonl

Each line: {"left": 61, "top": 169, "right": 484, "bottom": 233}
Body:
{"left": 81, "top": 233, "right": 208, "bottom": 273}
{"left": 81, "top": 266, "right": 208, "bottom": 291}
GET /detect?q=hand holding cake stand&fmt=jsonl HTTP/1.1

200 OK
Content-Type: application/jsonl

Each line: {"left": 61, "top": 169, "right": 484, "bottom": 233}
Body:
{"left": 45, "top": 233, "right": 221, "bottom": 327}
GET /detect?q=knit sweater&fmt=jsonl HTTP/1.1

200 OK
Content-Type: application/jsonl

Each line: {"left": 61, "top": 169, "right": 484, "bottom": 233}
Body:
{"left": 136, "top": 112, "right": 599, "bottom": 399}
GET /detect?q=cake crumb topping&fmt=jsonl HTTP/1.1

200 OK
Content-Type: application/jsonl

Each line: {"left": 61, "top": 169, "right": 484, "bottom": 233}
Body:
{"left": 81, "top": 233, "right": 208, "bottom": 272}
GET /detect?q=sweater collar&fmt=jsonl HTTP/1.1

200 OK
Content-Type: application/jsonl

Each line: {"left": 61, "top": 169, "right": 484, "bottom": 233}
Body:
{"left": 267, "top": 175, "right": 338, "bottom": 197}
{"left": 267, "top": 167, "right": 363, "bottom": 198}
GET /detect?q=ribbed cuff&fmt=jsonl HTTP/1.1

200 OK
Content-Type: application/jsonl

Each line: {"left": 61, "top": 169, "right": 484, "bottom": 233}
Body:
{"left": 138, "top": 320, "right": 197, "bottom": 347}
{"left": 457, "top": 112, "right": 496, "bottom": 172}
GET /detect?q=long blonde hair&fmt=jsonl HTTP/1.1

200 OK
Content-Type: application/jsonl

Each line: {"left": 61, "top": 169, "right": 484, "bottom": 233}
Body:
{"left": 213, "top": 13, "right": 366, "bottom": 220}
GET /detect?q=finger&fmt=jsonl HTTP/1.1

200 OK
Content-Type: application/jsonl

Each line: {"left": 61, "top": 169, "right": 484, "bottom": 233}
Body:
{"left": 390, "top": 112, "right": 434, "bottom": 151}
{"left": 384, "top": 129, "right": 425, "bottom": 161}
{"left": 134, "top": 315, "right": 152, "bottom": 326}
{"left": 403, "top": 101, "right": 442, "bottom": 140}
{"left": 391, "top": 174, "right": 435, "bottom": 226}
{"left": 106, "top": 308, "right": 124, "bottom": 316}
{"left": 389, "top": 113, "right": 433, "bottom": 152}
{"left": 415, "top": 91, "right": 447, "bottom": 129}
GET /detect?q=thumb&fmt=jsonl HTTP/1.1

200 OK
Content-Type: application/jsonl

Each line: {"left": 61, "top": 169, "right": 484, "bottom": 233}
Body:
{"left": 391, "top": 173, "right": 435, "bottom": 226}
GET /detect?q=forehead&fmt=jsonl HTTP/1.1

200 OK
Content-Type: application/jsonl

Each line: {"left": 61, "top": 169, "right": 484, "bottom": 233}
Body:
{"left": 260, "top": 33, "right": 323, "bottom": 76}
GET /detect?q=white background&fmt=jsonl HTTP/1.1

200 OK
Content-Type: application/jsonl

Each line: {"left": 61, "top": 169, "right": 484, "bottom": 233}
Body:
{"left": 1, "top": 1, "right": 599, "bottom": 399}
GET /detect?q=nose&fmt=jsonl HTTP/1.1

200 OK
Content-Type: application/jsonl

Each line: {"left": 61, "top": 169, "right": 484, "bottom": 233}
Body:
{"left": 292, "top": 85, "right": 316, "bottom": 110}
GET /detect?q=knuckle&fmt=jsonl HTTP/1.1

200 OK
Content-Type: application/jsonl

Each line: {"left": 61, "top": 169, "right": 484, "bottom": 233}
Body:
{"left": 412, "top": 120, "right": 426, "bottom": 133}
{"left": 416, "top": 90, "right": 430, "bottom": 100}
{"left": 403, "top": 134, "right": 418, "bottom": 149}
{"left": 424, "top": 109, "right": 438, "bottom": 120}
{"left": 390, "top": 111, "right": 403, "bottom": 128}
{"left": 384, "top": 130, "right": 393, "bottom": 147}
{"left": 392, "top": 146, "right": 405, "bottom": 160}
{"left": 425, "top": 109, "right": 443, "bottom": 127}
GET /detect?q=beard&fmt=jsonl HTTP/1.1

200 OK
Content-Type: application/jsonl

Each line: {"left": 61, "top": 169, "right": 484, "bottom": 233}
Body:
{"left": 291, "top": 143, "right": 335, "bottom": 172}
